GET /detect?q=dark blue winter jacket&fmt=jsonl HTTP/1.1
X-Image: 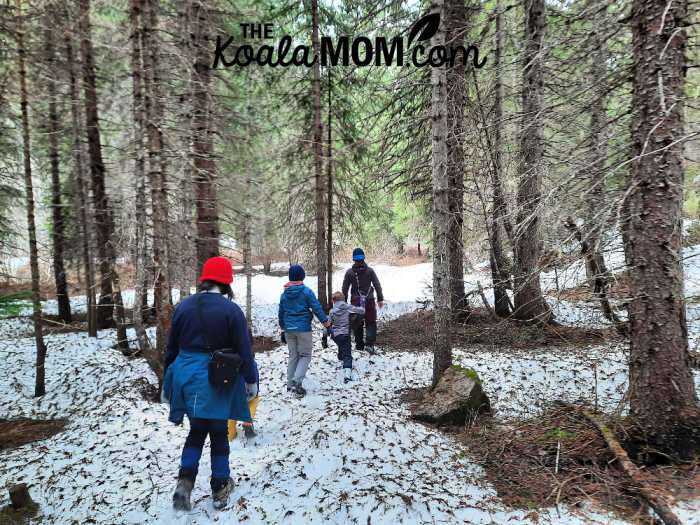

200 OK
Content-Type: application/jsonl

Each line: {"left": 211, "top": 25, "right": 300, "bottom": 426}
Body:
{"left": 278, "top": 284, "right": 328, "bottom": 333}
{"left": 164, "top": 292, "right": 257, "bottom": 384}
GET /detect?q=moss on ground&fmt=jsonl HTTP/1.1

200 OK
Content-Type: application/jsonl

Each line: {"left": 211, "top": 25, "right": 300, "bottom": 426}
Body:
{"left": 0, "top": 500, "right": 39, "bottom": 524}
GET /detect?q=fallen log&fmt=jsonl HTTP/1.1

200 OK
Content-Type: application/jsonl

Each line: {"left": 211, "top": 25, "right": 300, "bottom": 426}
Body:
{"left": 582, "top": 410, "right": 682, "bottom": 525}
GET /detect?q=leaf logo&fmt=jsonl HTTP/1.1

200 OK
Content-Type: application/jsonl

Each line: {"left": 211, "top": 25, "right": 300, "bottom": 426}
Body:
{"left": 407, "top": 13, "right": 440, "bottom": 48}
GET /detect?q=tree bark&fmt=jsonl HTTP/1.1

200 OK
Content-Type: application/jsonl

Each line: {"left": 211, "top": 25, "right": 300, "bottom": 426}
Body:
{"left": 513, "top": 0, "right": 552, "bottom": 323}
{"left": 583, "top": 0, "right": 614, "bottom": 307}
{"left": 625, "top": 0, "right": 700, "bottom": 457}
{"left": 244, "top": 82, "right": 253, "bottom": 326}
{"left": 244, "top": 216, "right": 252, "bottom": 325}
{"left": 326, "top": 68, "right": 333, "bottom": 302}
{"left": 142, "top": 0, "right": 171, "bottom": 366}
{"left": 190, "top": 0, "right": 219, "bottom": 273}
{"left": 310, "top": 0, "right": 327, "bottom": 311}
{"left": 16, "top": 1, "right": 49, "bottom": 397}
{"left": 431, "top": 0, "right": 452, "bottom": 387}
{"left": 64, "top": 17, "right": 97, "bottom": 337}
{"left": 45, "top": 15, "right": 71, "bottom": 324}
{"left": 490, "top": 0, "right": 512, "bottom": 318}
{"left": 79, "top": 0, "right": 121, "bottom": 330}
{"left": 130, "top": 0, "right": 152, "bottom": 354}
{"left": 444, "top": 0, "right": 468, "bottom": 320}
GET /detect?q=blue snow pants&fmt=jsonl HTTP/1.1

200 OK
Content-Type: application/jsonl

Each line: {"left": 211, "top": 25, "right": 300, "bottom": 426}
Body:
{"left": 179, "top": 416, "right": 230, "bottom": 491}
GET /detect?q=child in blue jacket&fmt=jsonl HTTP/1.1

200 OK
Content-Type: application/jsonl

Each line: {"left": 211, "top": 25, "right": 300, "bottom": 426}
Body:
{"left": 278, "top": 264, "right": 330, "bottom": 397}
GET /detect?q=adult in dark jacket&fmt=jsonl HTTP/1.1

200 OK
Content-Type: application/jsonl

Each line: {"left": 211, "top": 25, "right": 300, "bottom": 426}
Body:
{"left": 162, "top": 256, "right": 258, "bottom": 512}
{"left": 341, "top": 248, "right": 384, "bottom": 354}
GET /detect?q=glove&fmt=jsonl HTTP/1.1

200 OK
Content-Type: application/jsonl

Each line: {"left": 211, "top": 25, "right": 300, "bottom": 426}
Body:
{"left": 321, "top": 334, "right": 328, "bottom": 349}
{"left": 246, "top": 382, "right": 259, "bottom": 401}
{"left": 281, "top": 331, "right": 286, "bottom": 344}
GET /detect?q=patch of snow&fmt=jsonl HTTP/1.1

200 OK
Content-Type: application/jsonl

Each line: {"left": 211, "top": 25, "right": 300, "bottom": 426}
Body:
{"left": 3, "top": 327, "right": 683, "bottom": 524}
{"left": 2, "top": 261, "right": 699, "bottom": 524}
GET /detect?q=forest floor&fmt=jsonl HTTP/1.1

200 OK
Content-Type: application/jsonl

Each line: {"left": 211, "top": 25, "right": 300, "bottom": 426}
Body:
{"left": 1, "top": 257, "right": 699, "bottom": 524}
{"left": 378, "top": 308, "right": 621, "bottom": 351}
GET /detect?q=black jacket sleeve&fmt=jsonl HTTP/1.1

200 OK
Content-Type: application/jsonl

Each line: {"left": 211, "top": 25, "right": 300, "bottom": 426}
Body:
{"left": 342, "top": 270, "right": 352, "bottom": 301}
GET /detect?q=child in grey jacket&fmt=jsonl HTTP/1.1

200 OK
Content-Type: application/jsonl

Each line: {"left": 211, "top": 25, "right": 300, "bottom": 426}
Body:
{"left": 325, "top": 291, "right": 365, "bottom": 382}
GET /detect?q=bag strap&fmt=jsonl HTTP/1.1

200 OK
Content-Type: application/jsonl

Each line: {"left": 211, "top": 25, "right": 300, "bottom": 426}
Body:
{"left": 197, "top": 292, "right": 239, "bottom": 355}
{"left": 196, "top": 293, "right": 214, "bottom": 352}
{"left": 353, "top": 269, "right": 373, "bottom": 298}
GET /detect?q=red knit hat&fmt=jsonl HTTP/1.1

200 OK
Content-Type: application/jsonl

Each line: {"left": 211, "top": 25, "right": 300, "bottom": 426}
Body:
{"left": 199, "top": 256, "right": 233, "bottom": 284}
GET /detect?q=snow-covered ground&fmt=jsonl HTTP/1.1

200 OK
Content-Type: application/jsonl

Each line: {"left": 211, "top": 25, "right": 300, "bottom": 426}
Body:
{"left": 1, "top": 260, "right": 699, "bottom": 524}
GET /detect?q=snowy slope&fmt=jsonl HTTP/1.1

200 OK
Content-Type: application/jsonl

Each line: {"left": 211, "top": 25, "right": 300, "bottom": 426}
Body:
{"left": 0, "top": 328, "right": 678, "bottom": 525}
{"left": 1, "top": 260, "right": 700, "bottom": 524}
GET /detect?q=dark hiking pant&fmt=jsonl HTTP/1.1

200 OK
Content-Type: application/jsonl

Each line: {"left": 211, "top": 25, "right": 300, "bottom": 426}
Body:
{"left": 351, "top": 298, "right": 377, "bottom": 350}
{"left": 179, "top": 416, "right": 230, "bottom": 491}
{"left": 334, "top": 334, "right": 352, "bottom": 369}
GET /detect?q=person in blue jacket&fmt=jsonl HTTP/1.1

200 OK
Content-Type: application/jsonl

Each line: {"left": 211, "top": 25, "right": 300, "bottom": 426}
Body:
{"left": 278, "top": 264, "right": 330, "bottom": 397}
{"left": 162, "top": 256, "right": 258, "bottom": 512}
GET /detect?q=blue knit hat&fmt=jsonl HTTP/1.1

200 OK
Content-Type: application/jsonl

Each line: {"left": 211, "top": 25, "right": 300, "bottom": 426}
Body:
{"left": 289, "top": 264, "right": 306, "bottom": 281}
{"left": 352, "top": 248, "right": 365, "bottom": 261}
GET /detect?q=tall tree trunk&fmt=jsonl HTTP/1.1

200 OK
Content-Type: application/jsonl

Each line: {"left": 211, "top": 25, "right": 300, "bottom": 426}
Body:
{"left": 79, "top": 0, "right": 121, "bottom": 330}
{"left": 326, "top": 68, "right": 333, "bottom": 300}
{"left": 513, "top": 0, "right": 551, "bottom": 322}
{"left": 574, "top": 2, "right": 624, "bottom": 334}
{"left": 178, "top": 171, "right": 195, "bottom": 298}
{"left": 584, "top": 1, "right": 607, "bottom": 264}
{"left": 244, "top": 83, "right": 253, "bottom": 326}
{"left": 244, "top": 218, "right": 252, "bottom": 325}
{"left": 490, "top": 0, "right": 512, "bottom": 318}
{"left": 625, "top": 0, "right": 700, "bottom": 457}
{"left": 64, "top": 18, "right": 96, "bottom": 337}
{"left": 130, "top": 0, "right": 152, "bottom": 354}
{"left": 190, "top": 0, "right": 219, "bottom": 273}
{"left": 145, "top": 0, "right": 172, "bottom": 301}
{"left": 142, "top": 0, "right": 170, "bottom": 366}
{"left": 444, "top": 0, "right": 468, "bottom": 320}
{"left": 16, "top": 2, "right": 48, "bottom": 397}
{"left": 310, "top": 0, "right": 327, "bottom": 311}
{"left": 45, "top": 16, "right": 71, "bottom": 324}
{"left": 431, "top": 0, "right": 452, "bottom": 387}
{"left": 177, "top": 0, "right": 194, "bottom": 299}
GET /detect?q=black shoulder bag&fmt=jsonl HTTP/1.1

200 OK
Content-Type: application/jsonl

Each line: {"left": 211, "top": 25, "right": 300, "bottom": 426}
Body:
{"left": 350, "top": 270, "right": 373, "bottom": 330}
{"left": 197, "top": 293, "right": 243, "bottom": 388}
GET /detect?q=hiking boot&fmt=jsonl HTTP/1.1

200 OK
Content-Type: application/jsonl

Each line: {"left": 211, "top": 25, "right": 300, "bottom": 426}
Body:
{"left": 243, "top": 423, "right": 256, "bottom": 438}
{"left": 366, "top": 345, "right": 376, "bottom": 355}
{"left": 212, "top": 478, "right": 234, "bottom": 510}
{"left": 293, "top": 382, "right": 306, "bottom": 398}
{"left": 173, "top": 478, "right": 194, "bottom": 511}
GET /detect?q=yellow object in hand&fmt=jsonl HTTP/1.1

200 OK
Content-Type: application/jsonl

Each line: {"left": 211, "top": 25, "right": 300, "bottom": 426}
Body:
{"left": 228, "top": 396, "right": 259, "bottom": 441}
